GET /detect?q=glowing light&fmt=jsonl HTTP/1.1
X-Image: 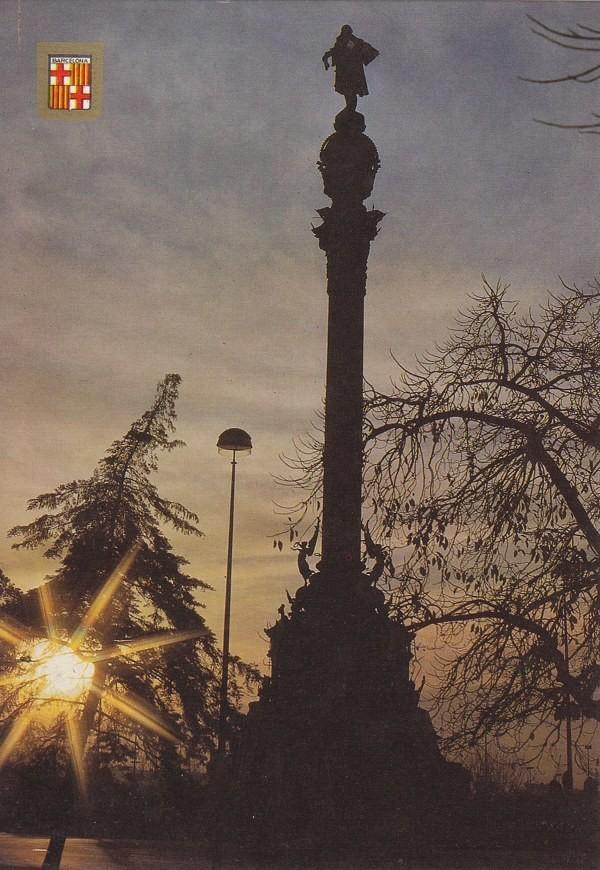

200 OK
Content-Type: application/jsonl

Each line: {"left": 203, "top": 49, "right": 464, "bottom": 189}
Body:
{"left": 65, "top": 712, "right": 88, "bottom": 799}
{"left": 38, "top": 583, "right": 57, "bottom": 641}
{"left": 0, "top": 713, "right": 31, "bottom": 768}
{"left": 0, "top": 672, "right": 29, "bottom": 689}
{"left": 0, "top": 617, "right": 32, "bottom": 648}
{"left": 0, "top": 543, "right": 208, "bottom": 790}
{"left": 91, "top": 626, "right": 208, "bottom": 662}
{"left": 31, "top": 640, "right": 94, "bottom": 700}
{"left": 70, "top": 542, "right": 141, "bottom": 651}
{"left": 92, "top": 685, "right": 178, "bottom": 743}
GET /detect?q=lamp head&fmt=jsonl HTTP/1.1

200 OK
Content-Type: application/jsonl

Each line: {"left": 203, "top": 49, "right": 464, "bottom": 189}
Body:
{"left": 217, "top": 428, "right": 253, "bottom": 456}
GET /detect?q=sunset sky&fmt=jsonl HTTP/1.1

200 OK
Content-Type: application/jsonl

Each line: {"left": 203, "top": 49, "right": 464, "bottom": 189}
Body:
{"left": 1, "top": 0, "right": 598, "bottom": 684}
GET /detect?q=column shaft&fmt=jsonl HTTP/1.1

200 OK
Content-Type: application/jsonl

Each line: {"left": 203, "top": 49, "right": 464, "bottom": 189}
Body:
{"left": 322, "top": 286, "right": 365, "bottom": 572}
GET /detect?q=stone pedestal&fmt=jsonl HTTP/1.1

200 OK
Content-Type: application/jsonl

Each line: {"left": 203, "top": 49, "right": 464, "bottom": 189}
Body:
{"left": 234, "top": 572, "right": 467, "bottom": 857}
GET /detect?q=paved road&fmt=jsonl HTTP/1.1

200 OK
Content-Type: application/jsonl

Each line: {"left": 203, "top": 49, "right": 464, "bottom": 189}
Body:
{"left": 0, "top": 834, "right": 595, "bottom": 869}
{"left": 0, "top": 834, "right": 211, "bottom": 869}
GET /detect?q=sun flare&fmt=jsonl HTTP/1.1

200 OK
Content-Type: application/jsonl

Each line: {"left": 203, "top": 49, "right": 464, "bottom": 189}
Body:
{"left": 0, "top": 543, "right": 208, "bottom": 794}
{"left": 30, "top": 640, "right": 94, "bottom": 700}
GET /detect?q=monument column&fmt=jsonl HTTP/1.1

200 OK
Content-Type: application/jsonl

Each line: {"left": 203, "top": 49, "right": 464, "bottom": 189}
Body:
{"left": 234, "top": 29, "right": 465, "bottom": 859}
{"left": 314, "top": 111, "right": 384, "bottom": 575}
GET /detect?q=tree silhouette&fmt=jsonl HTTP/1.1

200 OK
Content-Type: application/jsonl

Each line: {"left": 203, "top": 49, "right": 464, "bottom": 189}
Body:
{"left": 5, "top": 374, "right": 256, "bottom": 778}
{"left": 362, "top": 279, "right": 600, "bottom": 753}
{"left": 282, "top": 281, "right": 600, "bottom": 756}
{"left": 522, "top": 15, "right": 600, "bottom": 133}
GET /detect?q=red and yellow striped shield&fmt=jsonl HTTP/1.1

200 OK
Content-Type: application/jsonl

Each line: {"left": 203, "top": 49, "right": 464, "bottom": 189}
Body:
{"left": 48, "top": 55, "right": 92, "bottom": 111}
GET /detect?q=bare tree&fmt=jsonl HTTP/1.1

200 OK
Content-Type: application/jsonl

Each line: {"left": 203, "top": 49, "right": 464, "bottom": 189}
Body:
{"left": 521, "top": 15, "right": 600, "bottom": 133}
{"left": 361, "top": 278, "right": 600, "bottom": 753}
{"left": 281, "top": 279, "right": 600, "bottom": 756}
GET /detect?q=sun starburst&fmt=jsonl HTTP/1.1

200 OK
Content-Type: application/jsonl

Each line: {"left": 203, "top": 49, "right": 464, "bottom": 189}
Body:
{"left": 0, "top": 543, "right": 208, "bottom": 796}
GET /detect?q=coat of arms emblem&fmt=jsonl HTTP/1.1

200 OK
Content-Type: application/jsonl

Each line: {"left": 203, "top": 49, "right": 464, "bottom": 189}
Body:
{"left": 37, "top": 43, "right": 103, "bottom": 120}
{"left": 48, "top": 54, "right": 92, "bottom": 111}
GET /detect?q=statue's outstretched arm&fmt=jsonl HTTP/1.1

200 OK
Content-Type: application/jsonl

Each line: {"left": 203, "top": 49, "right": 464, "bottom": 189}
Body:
{"left": 322, "top": 49, "right": 333, "bottom": 70}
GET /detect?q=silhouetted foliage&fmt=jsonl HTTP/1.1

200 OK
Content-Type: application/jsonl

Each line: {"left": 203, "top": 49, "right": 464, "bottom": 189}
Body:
{"left": 522, "top": 15, "right": 600, "bottom": 133}
{"left": 283, "top": 280, "right": 600, "bottom": 757}
{"left": 0, "top": 568, "right": 23, "bottom": 610}
{"left": 0, "top": 569, "right": 23, "bottom": 670}
{"left": 4, "top": 375, "right": 257, "bottom": 782}
{"left": 362, "top": 279, "right": 600, "bottom": 753}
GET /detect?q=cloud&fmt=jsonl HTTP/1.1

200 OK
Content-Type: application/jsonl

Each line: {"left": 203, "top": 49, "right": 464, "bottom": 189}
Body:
{"left": 0, "top": 0, "right": 597, "bottom": 668}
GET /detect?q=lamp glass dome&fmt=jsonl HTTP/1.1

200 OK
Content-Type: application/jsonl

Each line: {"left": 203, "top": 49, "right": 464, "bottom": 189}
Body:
{"left": 217, "top": 428, "right": 253, "bottom": 455}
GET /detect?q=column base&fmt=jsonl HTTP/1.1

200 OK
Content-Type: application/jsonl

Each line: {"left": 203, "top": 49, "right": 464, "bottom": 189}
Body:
{"left": 231, "top": 569, "right": 470, "bottom": 858}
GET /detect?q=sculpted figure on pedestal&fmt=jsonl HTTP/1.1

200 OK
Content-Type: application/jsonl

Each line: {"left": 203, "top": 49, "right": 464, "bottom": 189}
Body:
{"left": 322, "top": 25, "right": 379, "bottom": 111}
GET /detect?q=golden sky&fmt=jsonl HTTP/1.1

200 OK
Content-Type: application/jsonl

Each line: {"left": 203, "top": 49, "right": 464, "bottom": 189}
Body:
{"left": 1, "top": 0, "right": 599, "bottom": 683}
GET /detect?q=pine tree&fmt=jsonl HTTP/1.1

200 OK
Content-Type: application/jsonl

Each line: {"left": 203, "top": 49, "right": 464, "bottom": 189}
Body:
{"left": 0, "top": 568, "right": 22, "bottom": 612}
{"left": 0, "top": 569, "right": 23, "bottom": 673}
{"left": 7, "top": 374, "right": 228, "bottom": 770}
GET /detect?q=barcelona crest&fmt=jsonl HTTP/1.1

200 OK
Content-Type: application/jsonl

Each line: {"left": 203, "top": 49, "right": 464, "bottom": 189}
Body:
{"left": 48, "top": 55, "right": 92, "bottom": 111}
{"left": 37, "top": 43, "right": 103, "bottom": 119}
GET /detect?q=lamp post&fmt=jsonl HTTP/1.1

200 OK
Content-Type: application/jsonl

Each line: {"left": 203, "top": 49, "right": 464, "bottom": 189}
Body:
{"left": 216, "top": 428, "right": 252, "bottom": 754}
{"left": 562, "top": 607, "right": 574, "bottom": 792}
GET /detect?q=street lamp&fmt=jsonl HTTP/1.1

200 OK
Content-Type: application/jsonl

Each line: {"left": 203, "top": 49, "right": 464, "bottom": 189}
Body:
{"left": 216, "top": 428, "right": 252, "bottom": 754}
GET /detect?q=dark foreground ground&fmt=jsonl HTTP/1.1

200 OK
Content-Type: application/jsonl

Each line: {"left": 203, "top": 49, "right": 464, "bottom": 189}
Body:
{"left": 0, "top": 834, "right": 596, "bottom": 870}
